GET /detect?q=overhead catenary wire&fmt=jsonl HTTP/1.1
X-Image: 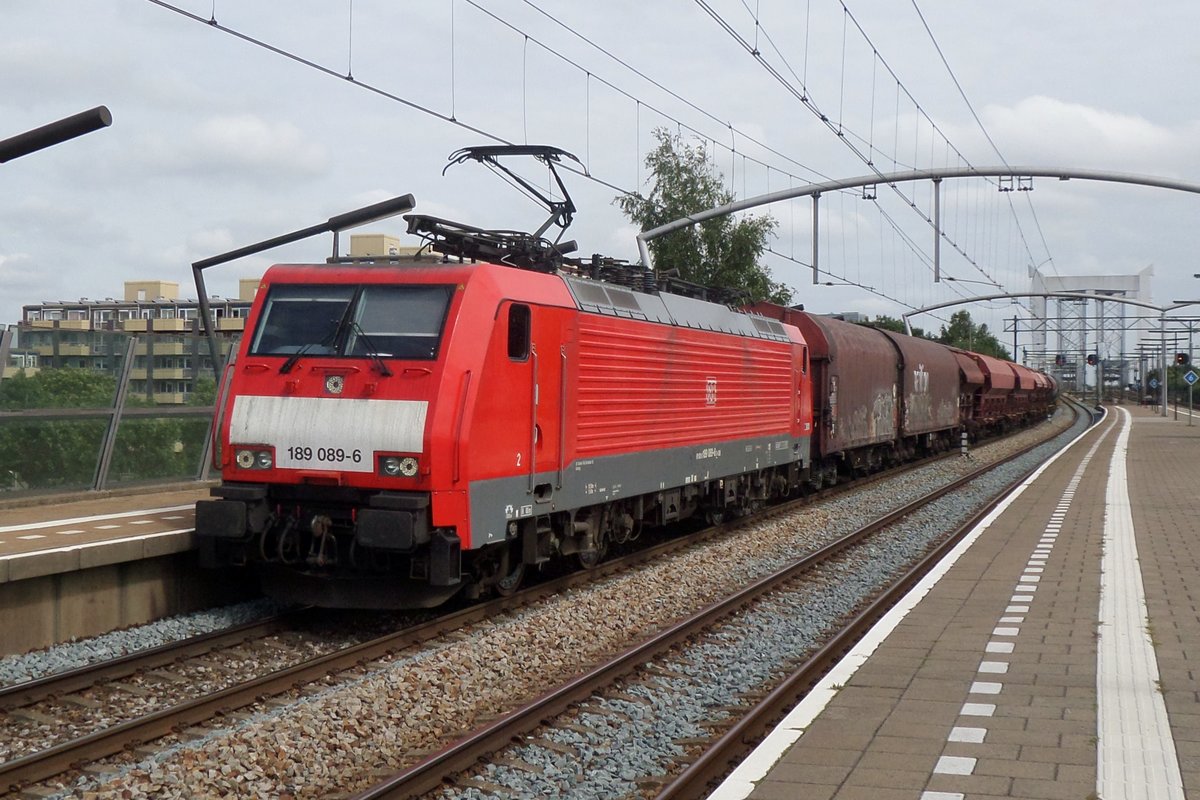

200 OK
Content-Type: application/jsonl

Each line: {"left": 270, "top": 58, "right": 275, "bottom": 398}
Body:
{"left": 907, "top": 0, "right": 1054, "bottom": 276}
{"left": 725, "top": 1, "right": 1051, "bottom": 311}
{"left": 695, "top": 0, "right": 1009, "bottom": 292}
{"left": 516, "top": 0, "right": 1012, "bottom": 303}
{"left": 145, "top": 0, "right": 630, "bottom": 199}
{"left": 146, "top": 0, "right": 979, "bottom": 314}
{"left": 515, "top": 0, "right": 828, "bottom": 184}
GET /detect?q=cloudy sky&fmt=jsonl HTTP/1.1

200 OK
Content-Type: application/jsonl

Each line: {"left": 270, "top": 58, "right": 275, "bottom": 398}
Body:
{"left": 4, "top": 0, "right": 1200, "bottom": 355}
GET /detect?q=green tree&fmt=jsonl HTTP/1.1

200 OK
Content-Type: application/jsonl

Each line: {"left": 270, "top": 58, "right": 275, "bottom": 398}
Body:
{"left": 0, "top": 368, "right": 208, "bottom": 490}
{"left": 186, "top": 376, "right": 217, "bottom": 406}
{"left": 617, "top": 128, "right": 791, "bottom": 304}
{"left": 0, "top": 368, "right": 116, "bottom": 410}
{"left": 0, "top": 369, "right": 116, "bottom": 489}
{"left": 935, "top": 310, "right": 1010, "bottom": 359}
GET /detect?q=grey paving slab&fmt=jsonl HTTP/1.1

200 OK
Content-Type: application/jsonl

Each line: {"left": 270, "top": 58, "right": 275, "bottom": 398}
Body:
{"left": 713, "top": 404, "right": 1200, "bottom": 799}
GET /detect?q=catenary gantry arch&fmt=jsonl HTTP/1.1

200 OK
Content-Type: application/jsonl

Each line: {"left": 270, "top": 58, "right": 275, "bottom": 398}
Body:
{"left": 898, "top": 292, "right": 1176, "bottom": 336}
{"left": 636, "top": 166, "right": 1200, "bottom": 283}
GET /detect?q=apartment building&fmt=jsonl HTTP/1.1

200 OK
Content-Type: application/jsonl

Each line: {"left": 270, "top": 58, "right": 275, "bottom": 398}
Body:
{"left": 5, "top": 234, "right": 406, "bottom": 401}
{"left": 14, "top": 279, "right": 258, "bottom": 402}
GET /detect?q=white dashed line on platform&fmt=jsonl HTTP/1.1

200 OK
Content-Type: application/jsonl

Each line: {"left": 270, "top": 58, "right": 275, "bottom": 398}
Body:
{"left": 0, "top": 504, "right": 194, "bottom": 535}
{"left": 934, "top": 756, "right": 976, "bottom": 775}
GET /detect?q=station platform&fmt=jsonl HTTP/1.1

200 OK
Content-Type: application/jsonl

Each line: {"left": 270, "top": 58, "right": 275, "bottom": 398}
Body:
{"left": 0, "top": 486, "right": 206, "bottom": 584}
{"left": 713, "top": 403, "right": 1199, "bottom": 799}
{"left": 0, "top": 485, "right": 229, "bottom": 653}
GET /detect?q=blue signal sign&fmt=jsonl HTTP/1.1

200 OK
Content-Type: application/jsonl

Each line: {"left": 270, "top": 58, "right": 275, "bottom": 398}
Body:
{"left": 1185, "top": 370, "right": 1198, "bottom": 386}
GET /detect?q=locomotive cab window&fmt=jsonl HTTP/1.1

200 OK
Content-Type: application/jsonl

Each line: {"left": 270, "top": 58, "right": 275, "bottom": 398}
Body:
{"left": 508, "top": 303, "right": 531, "bottom": 360}
{"left": 347, "top": 285, "right": 454, "bottom": 360}
{"left": 251, "top": 285, "right": 354, "bottom": 354}
{"left": 250, "top": 283, "right": 453, "bottom": 360}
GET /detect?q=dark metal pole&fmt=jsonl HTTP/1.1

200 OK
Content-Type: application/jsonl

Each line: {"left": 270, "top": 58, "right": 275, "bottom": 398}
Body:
{"left": 93, "top": 336, "right": 138, "bottom": 491}
{"left": 192, "top": 194, "right": 416, "bottom": 380}
{"left": 932, "top": 178, "right": 942, "bottom": 282}
{"left": 0, "top": 106, "right": 111, "bottom": 163}
{"left": 1161, "top": 311, "right": 1168, "bottom": 416}
{"left": 811, "top": 194, "right": 819, "bottom": 285}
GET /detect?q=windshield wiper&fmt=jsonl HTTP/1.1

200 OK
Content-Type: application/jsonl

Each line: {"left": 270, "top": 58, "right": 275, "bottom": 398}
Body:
{"left": 278, "top": 342, "right": 316, "bottom": 375}
{"left": 279, "top": 314, "right": 345, "bottom": 374}
{"left": 349, "top": 321, "right": 394, "bottom": 377}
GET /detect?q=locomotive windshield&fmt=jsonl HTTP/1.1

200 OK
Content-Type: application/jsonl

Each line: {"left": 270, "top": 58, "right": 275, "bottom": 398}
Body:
{"left": 251, "top": 283, "right": 454, "bottom": 361}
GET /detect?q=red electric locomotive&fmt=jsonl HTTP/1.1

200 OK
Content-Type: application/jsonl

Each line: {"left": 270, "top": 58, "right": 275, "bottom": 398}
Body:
{"left": 196, "top": 147, "right": 815, "bottom": 607}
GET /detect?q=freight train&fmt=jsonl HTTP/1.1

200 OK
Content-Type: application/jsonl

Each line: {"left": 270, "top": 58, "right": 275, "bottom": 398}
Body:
{"left": 195, "top": 146, "right": 1056, "bottom": 608}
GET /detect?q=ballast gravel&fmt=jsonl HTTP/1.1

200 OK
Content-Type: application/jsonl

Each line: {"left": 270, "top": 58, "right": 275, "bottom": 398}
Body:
{"left": 0, "top": 599, "right": 284, "bottom": 688}
{"left": 443, "top": 426, "right": 1077, "bottom": 799}
{"left": 25, "top": 410, "right": 1082, "bottom": 800}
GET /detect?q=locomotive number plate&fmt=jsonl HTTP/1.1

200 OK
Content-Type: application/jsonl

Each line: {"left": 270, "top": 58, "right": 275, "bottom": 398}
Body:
{"left": 230, "top": 395, "right": 428, "bottom": 474}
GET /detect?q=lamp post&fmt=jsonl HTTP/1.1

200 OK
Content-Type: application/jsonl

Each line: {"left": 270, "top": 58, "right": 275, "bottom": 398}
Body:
{"left": 0, "top": 106, "right": 111, "bottom": 163}
{"left": 192, "top": 194, "right": 417, "bottom": 380}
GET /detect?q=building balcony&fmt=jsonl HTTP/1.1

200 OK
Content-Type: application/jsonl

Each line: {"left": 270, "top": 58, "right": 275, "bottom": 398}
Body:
{"left": 123, "top": 319, "right": 148, "bottom": 332}
{"left": 216, "top": 317, "right": 246, "bottom": 331}
{"left": 57, "top": 344, "right": 92, "bottom": 356}
{"left": 58, "top": 320, "right": 92, "bottom": 331}
{"left": 134, "top": 340, "right": 187, "bottom": 355}
{"left": 29, "top": 319, "right": 56, "bottom": 329}
{"left": 2, "top": 365, "right": 39, "bottom": 379}
{"left": 33, "top": 345, "right": 55, "bottom": 356}
{"left": 151, "top": 318, "right": 189, "bottom": 332}
{"left": 152, "top": 392, "right": 186, "bottom": 404}
{"left": 148, "top": 367, "right": 188, "bottom": 380}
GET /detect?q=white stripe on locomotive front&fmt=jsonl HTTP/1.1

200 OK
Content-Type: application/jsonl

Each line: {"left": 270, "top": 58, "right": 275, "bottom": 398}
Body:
{"left": 229, "top": 396, "right": 428, "bottom": 473}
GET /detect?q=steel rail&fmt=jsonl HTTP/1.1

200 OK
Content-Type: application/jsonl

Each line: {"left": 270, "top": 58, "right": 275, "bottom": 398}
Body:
{"left": 0, "top": 485, "right": 832, "bottom": 793}
{"left": 349, "top": 405, "right": 1081, "bottom": 799}
{"left": 0, "top": 612, "right": 307, "bottom": 713}
{"left": 655, "top": 400, "right": 1089, "bottom": 798}
{"left": 0, "top": 411, "right": 1068, "bottom": 794}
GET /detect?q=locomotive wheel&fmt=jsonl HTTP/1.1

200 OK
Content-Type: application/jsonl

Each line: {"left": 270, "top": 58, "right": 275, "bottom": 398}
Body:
{"left": 495, "top": 562, "right": 525, "bottom": 596}
{"left": 577, "top": 535, "right": 608, "bottom": 569}
{"left": 488, "top": 544, "right": 525, "bottom": 597}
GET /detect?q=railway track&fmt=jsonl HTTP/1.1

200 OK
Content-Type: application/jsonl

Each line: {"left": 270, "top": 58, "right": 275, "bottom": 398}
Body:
{"left": 351, "top": 402, "right": 1087, "bottom": 799}
{"left": 0, "top": 409, "right": 1079, "bottom": 798}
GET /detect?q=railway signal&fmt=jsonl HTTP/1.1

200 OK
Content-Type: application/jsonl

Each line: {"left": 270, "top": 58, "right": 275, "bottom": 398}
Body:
{"left": 1176, "top": 352, "right": 1191, "bottom": 366}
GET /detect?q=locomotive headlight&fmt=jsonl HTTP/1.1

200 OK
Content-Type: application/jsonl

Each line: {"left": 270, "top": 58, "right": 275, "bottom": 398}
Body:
{"left": 234, "top": 447, "right": 273, "bottom": 470}
{"left": 381, "top": 457, "right": 402, "bottom": 476}
{"left": 399, "top": 457, "right": 419, "bottom": 477}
